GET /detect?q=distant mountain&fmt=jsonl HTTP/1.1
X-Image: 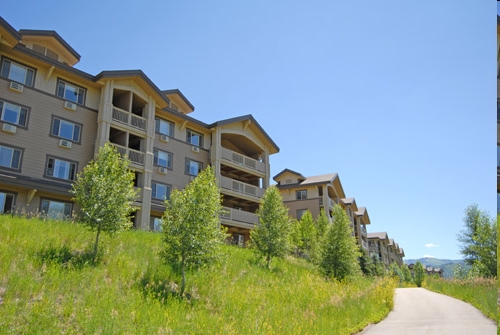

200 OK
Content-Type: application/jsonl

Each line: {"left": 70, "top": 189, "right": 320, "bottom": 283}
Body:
{"left": 404, "top": 258, "right": 467, "bottom": 278}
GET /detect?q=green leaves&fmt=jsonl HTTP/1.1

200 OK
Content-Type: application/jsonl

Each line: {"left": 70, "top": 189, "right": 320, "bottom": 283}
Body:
{"left": 250, "top": 186, "right": 290, "bottom": 269}
{"left": 319, "top": 205, "right": 361, "bottom": 281}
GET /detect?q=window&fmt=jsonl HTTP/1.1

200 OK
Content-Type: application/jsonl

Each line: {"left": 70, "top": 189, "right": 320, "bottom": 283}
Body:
{"left": 0, "top": 58, "right": 35, "bottom": 86}
{"left": 41, "top": 198, "right": 72, "bottom": 219}
{"left": 56, "top": 79, "right": 85, "bottom": 105}
{"left": 152, "top": 182, "right": 171, "bottom": 201}
{"left": 150, "top": 217, "right": 163, "bottom": 232}
{"left": 187, "top": 129, "right": 203, "bottom": 147}
{"left": 185, "top": 159, "right": 202, "bottom": 176}
{"left": 51, "top": 117, "right": 81, "bottom": 142}
{"left": 32, "top": 44, "right": 58, "bottom": 61}
{"left": 155, "top": 118, "right": 174, "bottom": 137}
{"left": 296, "top": 209, "right": 307, "bottom": 220}
{"left": 46, "top": 157, "right": 76, "bottom": 181}
{"left": 0, "top": 100, "right": 28, "bottom": 127}
{"left": 153, "top": 149, "right": 172, "bottom": 169}
{"left": 0, "top": 145, "right": 21, "bottom": 170}
{"left": 296, "top": 190, "right": 307, "bottom": 200}
{"left": 0, "top": 191, "right": 15, "bottom": 214}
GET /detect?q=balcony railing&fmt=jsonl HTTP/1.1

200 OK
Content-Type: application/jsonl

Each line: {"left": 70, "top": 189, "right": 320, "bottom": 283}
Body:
{"left": 221, "top": 148, "right": 266, "bottom": 173}
{"left": 220, "top": 176, "right": 265, "bottom": 199}
{"left": 112, "top": 144, "right": 145, "bottom": 166}
{"left": 319, "top": 197, "right": 335, "bottom": 208}
{"left": 112, "top": 106, "right": 147, "bottom": 131}
{"left": 221, "top": 207, "right": 258, "bottom": 226}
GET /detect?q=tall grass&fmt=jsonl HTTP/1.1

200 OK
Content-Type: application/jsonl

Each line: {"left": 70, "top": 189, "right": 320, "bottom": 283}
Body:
{"left": 425, "top": 276, "right": 497, "bottom": 321}
{"left": 0, "top": 216, "right": 396, "bottom": 334}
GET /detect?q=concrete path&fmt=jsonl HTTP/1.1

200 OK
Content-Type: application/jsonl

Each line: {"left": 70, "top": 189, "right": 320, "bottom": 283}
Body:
{"left": 360, "top": 288, "right": 496, "bottom": 335}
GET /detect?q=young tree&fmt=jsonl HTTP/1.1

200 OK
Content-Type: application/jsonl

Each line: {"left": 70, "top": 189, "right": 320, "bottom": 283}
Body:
{"left": 319, "top": 204, "right": 361, "bottom": 280}
{"left": 250, "top": 185, "right": 290, "bottom": 269}
{"left": 413, "top": 261, "right": 425, "bottom": 287}
{"left": 315, "top": 209, "right": 329, "bottom": 241}
{"left": 71, "top": 143, "right": 137, "bottom": 260}
{"left": 162, "top": 166, "right": 227, "bottom": 296}
{"left": 457, "top": 204, "right": 497, "bottom": 277}
{"left": 401, "top": 264, "right": 412, "bottom": 284}
{"left": 292, "top": 210, "right": 319, "bottom": 262}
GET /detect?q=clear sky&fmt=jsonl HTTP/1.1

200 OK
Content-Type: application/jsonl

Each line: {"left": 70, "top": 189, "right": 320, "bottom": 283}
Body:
{"left": 1, "top": 1, "right": 495, "bottom": 260}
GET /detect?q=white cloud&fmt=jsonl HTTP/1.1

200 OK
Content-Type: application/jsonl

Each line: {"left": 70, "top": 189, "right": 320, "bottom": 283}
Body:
{"left": 423, "top": 255, "right": 435, "bottom": 258}
{"left": 425, "top": 243, "right": 439, "bottom": 248}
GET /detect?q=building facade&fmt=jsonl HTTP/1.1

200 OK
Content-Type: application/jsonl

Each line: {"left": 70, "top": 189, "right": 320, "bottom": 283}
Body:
{"left": 367, "top": 232, "right": 404, "bottom": 267}
{"left": 273, "top": 169, "right": 371, "bottom": 251}
{"left": 0, "top": 17, "right": 278, "bottom": 242}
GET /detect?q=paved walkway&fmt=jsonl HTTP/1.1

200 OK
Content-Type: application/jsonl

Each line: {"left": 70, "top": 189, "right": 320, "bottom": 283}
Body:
{"left": 360, "top": 288, "right": 496, "bottom": 335}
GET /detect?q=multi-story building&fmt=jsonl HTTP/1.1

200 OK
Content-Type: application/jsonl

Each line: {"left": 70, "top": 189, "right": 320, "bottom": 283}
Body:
{"left": 367, "top": 232, "right": 404, "bottom": 267}
{"left": 0, "top": 17, "right": 279, "bottom": 243}
{"left": 273, "top": 169, "right": 370, "bottom": 251}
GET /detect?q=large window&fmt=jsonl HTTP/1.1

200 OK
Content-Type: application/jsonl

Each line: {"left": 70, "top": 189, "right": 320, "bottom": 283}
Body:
{"left": 296, "top": 190, "right": 307, "bottom": 200}
{"left": 185, "top": 159, "right": 202, "bottom": 176}
{"left": 45, "top": 157, "right": 77, "bottom": 181}
{"left": 0, "top": 191, "right": 15, "bottom": 214}
{"left": 153, "top": 149, "right": 172, "bottom": 169}
{"left": 0, "top": 144, "right": 21, "bottom": 170}
{"left": 150, "top": 217, "right": 163, "bottom": 232}
{"left": 155, "top": 118, "right": 174, "bottom": 137}
{"left": 152, "top": 182, "right": 171, "bottom": 201}
{"left": 51, "top": 117, "right": 81, "bottom": 142}
{"left": 187, "top": 129, "right": 203, "bottom": 147}
{"left": 56, "top": 79, "right": 86, "bottom": 105}
{"left": 0, "top": 100, "right": 28, "bottom": 127}
{"left": 0, "top": 58, "right": 35, "bottom": 86}
{"left": 41, "top": 198, "right": 72, "bottom": 219}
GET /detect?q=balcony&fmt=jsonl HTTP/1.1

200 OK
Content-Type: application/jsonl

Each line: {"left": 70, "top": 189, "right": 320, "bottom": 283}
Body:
{"left": 221, "top": 207, "right": 258, "bottom": 227}
{"left": 319, "top": 196, "right": 335, "bottom": 208}
{"left": 112, "top": 106, "right": 147, "bottom": 131}
{"left": 113, "top": 144, "right": 145, "bottom": 166}
{"left": 220, "top": 176, "right": 265, "bottom": 200}
{"left": 221, "top": 148, "right": 266, "bottom": 173}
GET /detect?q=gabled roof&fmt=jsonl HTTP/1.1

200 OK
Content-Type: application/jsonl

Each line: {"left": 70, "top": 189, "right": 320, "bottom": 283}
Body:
{"left": 19, "top": 29, "right": 81, "bottom": 62}
{"left": 0, "top": 16, "right": 22, "bottom": 46}
{"left": 355, "top": 206, "right": 371, "bottom": 224}
{"left": 302, "top": 173, "right": 338, "bottom": 186}
{"left": 95, "top": 70, "right": 170, "bottom": 108}
{"left": 209, "top": 114, "right": 279, "bottom": 154}
{"left": 162, "top": 89, "right": 195, "bottom": 113}
{"left": 367, "top": 232, "right": 389, "bottom": 241}
{"left": 273, "top": 168, "right": 306, "bottom": 182}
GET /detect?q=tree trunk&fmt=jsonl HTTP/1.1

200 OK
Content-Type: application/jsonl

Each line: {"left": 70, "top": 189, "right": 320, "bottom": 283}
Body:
{"left": 180, "top": 263, "right": 186, "bottom": 297}
{"left": 93, "top": 228, "right": 101, "bottom": 262}
{"left": 266, "top": 255, "right": 271, "bottom": 269}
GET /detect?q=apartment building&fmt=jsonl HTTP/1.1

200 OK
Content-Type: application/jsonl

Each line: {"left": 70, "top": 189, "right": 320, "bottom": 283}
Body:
{"left": 367, "top": 232, "right": 404, "bottom": 267}
{"left": 273, "top": 169, "right": 370, "bottom": 251}
{"left": 0, "top": 17, "right": 279, "bottom": 243}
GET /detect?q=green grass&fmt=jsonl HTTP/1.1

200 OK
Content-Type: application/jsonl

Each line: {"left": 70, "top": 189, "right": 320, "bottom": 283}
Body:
{"left": 0, "top": 216, "right": 396, "bottom": 334}
{"left": 425, "top": 276, "right": 497, "bottom": 322}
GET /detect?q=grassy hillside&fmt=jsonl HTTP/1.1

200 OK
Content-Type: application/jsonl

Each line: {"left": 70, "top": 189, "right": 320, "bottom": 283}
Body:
{"left": 0, "top": 216, "right": 396, "bottom": 334}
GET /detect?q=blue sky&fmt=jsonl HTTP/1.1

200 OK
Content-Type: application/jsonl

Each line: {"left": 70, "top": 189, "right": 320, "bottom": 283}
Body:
{"left": 1, "top": 2, "right": 494, "bottom": 259}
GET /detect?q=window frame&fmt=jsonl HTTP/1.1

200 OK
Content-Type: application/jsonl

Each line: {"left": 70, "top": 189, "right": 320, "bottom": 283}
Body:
{"left": 295, "top": 189, "right": 307, "bottom": 200}
{"left": 185, "top": 158, "right": 202, "bottom": 176}
{"left": 186, "top": 128, "right": 203, "bottom": 147}
{"left": 0, "top": 190, "right": 16, "bottom": 214}
{"left": 151, "top": 181, "right": 172, "bottom": 201}
{"left": 50, "top": 115, "right": 82, "bottom": 143}
{"left": 0, "top": 99, "right": 29, "bottom": 128}
{"left": 44, "top": 156, "right": 77, "bottom": 182}
{"left": 155, "top": 118, "right": 175, "bottom": 137}
{"left": 0, "top": 57, "right": 36, "bottom": 86}
{"left": 56, "top": 78, "right": 86, "bottom": 105}
{"left": 153, "top": 148, "right": 173, "bottom": 169}
{"left": 0, "top": 143, "right": 23, "bottom": 171}
{"left": 40, "top": 197, "right": 72, "bottom": 220}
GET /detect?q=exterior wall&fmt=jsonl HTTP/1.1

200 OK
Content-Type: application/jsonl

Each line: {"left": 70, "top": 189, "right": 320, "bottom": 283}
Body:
{"left": 0, "top": 19, "right": 278, "bottom": 235}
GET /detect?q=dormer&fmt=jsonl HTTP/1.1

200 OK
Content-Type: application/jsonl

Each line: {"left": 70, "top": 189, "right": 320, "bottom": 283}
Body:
{"left": 162, "top": 89, "right": 195, "bottom": 115}
{"left": 18, "top": 29, "right": 80, "bottom": 66}
{"left": 273, "top": 169, "right": 306, "bottom": 186}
